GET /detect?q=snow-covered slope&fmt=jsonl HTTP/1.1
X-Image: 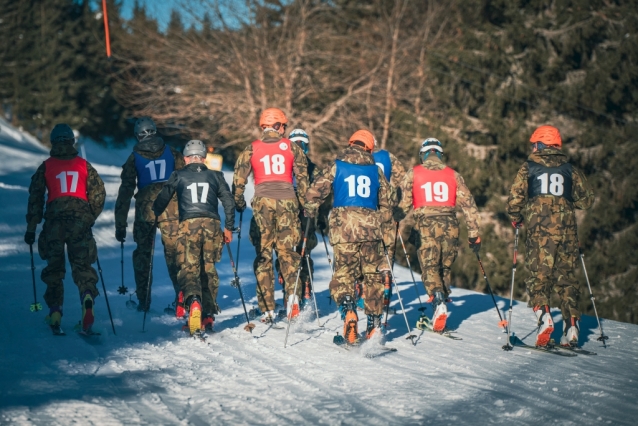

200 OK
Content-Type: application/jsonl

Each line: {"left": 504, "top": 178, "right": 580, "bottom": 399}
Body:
{"left": 0, "top": 121, "right": 636, "bottom": 425}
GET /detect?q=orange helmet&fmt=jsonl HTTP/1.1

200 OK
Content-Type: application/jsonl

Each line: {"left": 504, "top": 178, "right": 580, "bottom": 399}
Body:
{"left": 348, "top": 130, "right": 375, "bottom": 152}
{"left": 530, "top": 125, "right": 562, "bottom": 147}
{"left": 259, "top": 108, "right": 288, "bottom": 129}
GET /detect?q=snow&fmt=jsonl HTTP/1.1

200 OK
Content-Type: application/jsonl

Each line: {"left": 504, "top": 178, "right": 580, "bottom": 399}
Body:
{"left": 1, "top": 120, "right": 637, "bottom": 425}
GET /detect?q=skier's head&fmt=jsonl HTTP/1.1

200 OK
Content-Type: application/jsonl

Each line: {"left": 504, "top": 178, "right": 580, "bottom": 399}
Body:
{"left": 259, "top": 108, "right": 288, "bottom": 135}
{"left": 50, "top": 123, "right": 75, "bottom": 145}
{"left": 134, "top": 117, "right": 157, "bottom": 142}
{"left": 183, "top": 140, "right": 206, "bottom": 164}
{"left": 420, "top": 138, "right": 443, "bottom": 162}
{"left": 289, "top": 128, "right": 309, "bottom": 154}
{"left": 530, "top": 125, "right": 561, "bottom": 151}
{"left": 348, "top": 130, "right": 375, "bottom": 153}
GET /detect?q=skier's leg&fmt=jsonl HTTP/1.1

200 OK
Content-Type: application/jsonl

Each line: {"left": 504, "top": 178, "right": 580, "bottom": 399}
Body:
{"left": 67, "top": 220, "right": 99, "bottom": 300}
{"left": 133, "top": 220, "right": 155, "bottom": 309}
{"left": 202, "top": 219, "right": 222, "bottom": 316}
{"left": 276, "top": 199, "right": 303, "bottom": 303}
{"left": 158, "top": 220, "right": 181, "bottom": 296}
{"left": 362, "top": 240, "right": 385, "bottom": 316}
{"left": 177, "top": 219, "right": 204, "bottom": 306}
{"left": 330, "top": 243, "right": 359, "bottom": 305}
{"left": 440, "top": 215, "right": 460, "bottom": 297}
{"left": 252, "top": 197, "right": 277, "bottom": 313}
{"left": 415, "top": 216, "right": 444, "bottom": 297}
{"left": 40, "top": 219, "right": 66, "bottom": 310}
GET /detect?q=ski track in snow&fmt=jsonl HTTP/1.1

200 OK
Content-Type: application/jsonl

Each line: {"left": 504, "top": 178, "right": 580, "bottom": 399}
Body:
{"left": 0, "top": 121, "right": 637, "bottom": 425}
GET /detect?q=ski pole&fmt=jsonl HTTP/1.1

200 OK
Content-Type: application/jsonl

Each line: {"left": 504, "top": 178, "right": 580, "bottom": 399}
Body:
{"left": 235, "top": 211, "right": 243, "bottom": 271}
{"left": 29, "top": 244, "right": 42, "bottom": 312}
{"left": 284, "top": 218, "right": 312, "bottom": 348}
{"left": 225, "top": 242, "right": 255, "bottom": 332}
{"left": 142, "top": 218, "right": 158, "bottom": 332}
{"left": 95, "top": 253, "right": 117, "bottom": 335}
{"left": 579, "top": 247, "right": 608, "bottom": 347}
{"left": 475, "top": 252, "right": 507, "bottom": 329}
{"left": 305, "top": 247, "right": 322, "bottom": 327}
{"left": 397, "top": 231, "right": 425, "bottom": 312}
{"left": 319, "top": 228, "right": 334, "bottom": 276}
{"left": 503, "top": 227, "right": 519, "bottom": 351}
{"left": 117, "top": 241, "right": 128, "bottom": 295}
{"left": 382, "top": 240, "right": 416, "bottom": 345}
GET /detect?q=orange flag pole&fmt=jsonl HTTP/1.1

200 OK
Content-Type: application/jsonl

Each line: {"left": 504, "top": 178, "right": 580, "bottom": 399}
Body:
{"left": 102, "top": 0, "right": 112, "bottom": 58}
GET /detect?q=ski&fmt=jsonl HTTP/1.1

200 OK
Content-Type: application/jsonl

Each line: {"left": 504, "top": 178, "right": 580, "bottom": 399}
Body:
{"left": 417, "top": 316, "right": 462, "bottom": 340}
{"left": 333, "top": 335, "right": 397, "bottom": 357}
{"left": 74, "top": 321, "right": 101, "bottom": 336}
{"left": 508, "top": 336, "right": 576, "bottom": 357}
{"left": 548, "top": 340, "right": 597, "bottom": 356}
{"left": 50, "top": 325, "right": 66, "bottom": 336}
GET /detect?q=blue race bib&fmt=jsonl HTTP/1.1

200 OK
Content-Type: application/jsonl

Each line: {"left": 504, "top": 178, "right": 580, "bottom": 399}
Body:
{"left": 332, "top": 160, "right": 379, "bottom": 210}
{"left": 373, "top": 150, "right": 392, "bottom": 181}
{"left": 134, "top": 146, "right": 175, "bottom": 190}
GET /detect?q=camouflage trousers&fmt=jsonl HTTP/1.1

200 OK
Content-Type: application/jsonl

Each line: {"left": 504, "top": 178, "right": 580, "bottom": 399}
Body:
{"left": 414, "top": 214, "right": 459, "bottom": 297}
{"left": 133, "top": 220, "right": 180, "bottom": 309}
{"left": 37, "top": 218, "right": 98, "bottom": 309}
{"left": 524, "top": 227, "right": 581, "bottom": 320}
{"left": 249, "top": 197, "right": 301, "bottom": 312}
{"left": 331, "top": 241, "right": 386, "bottom": 315}
{"left": 272, "top": 215, "right": 318, "bottom": 295}
{"left": 381, "top": 220, "right": 399, "bottom": 261}
{"left": 176, "top": 218, "right": 223, "bottom": 315}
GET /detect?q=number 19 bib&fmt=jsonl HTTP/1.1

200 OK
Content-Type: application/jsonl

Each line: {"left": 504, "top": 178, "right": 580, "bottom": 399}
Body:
{"left": 332, "top": 160, "right": 379, "bottom": 210}
{"left": 412, "top": 165, "right": 457, "bottom": 208}
{"left": 527, "top": 161, "right": 573, "bottom": 202}
{"left": 251, "top": 139, "right": 294, "bottom": 185}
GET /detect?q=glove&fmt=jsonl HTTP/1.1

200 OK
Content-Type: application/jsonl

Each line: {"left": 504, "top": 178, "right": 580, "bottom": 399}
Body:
{"left": 392, "top": 206, "right": 406, "bottom": 222}
{"left": 304, "top": 209, "right": 316, "bottom": 218}
{"left": 115, "top": 227, "right": 126, "bottom": 243}
{"left": 511, "top": 220, "right": 523, "bottom": 229}
{"left": 316, "top": 218, "right": 327, "bottom": 231}
{"left": 235, "top": 198, "right": 246, "bottom": 213}
{"left": 469, "top": 237, "right": 481, "bottom": 254}
{"left": 223, "top": 228, "right": 233, "bottom": 244}
{"left": 24, "top": 231, "right": 36, "bottom": 245}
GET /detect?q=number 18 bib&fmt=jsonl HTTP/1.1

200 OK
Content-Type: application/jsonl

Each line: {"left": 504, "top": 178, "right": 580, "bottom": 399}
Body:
{"left": 527, "top": 161, "right": 573, "bottom": 201}
{"left": 412, "top": 165, "right": 457, "bottom": 208}
{"left": 332, "top": 160, "right": 379, "bottom": 210}
{"left": 251, "top": 139, "right": 294, "bottom": 185}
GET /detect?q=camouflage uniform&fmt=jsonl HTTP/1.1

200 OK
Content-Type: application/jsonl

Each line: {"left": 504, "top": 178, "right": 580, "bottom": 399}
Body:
{"left": 373, "top": 150, "right": 406, "bottom": 260}
{"left": 305, "top": 146, "right": 396, "bottom": 315}
{"left": 507, "top": 148, "right": 594, "bottom": 320}
{"left": 233, "top": 129, "right": 309, "bottom": 313}
{"left": 26, "top": 143, "right": 106, "bottom": 309}
{"left": 400, "top": 156, "right": 480, "bottom": 297}
{"left": 114, "top": 136, "right": 185, "bottom": 309}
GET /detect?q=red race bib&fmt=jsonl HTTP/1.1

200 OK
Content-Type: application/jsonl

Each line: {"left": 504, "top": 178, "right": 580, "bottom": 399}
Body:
{"left": 44, "top": 157, "right": 89, "bottom": 203}
{"left": 250, "top": 139, "right": 294, "bottom": 185}
{"left": 412, "top": 166, "right": 457, "bottom": 208}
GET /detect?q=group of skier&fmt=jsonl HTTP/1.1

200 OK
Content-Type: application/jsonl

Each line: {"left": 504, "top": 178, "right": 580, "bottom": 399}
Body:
{"left": 25, "top": 109, "right": 594, "bottom": 349}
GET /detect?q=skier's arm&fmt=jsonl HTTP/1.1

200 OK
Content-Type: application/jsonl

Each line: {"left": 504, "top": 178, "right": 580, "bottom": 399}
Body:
{"left": 232, "top": 146, "right": 253, "bottom": 210}
{"left": 215, "top": 172, "right": 236, "bottom": 230}
{"left": 291, "top": 143, "right": 309, "bottom": 206}
{"left": 455, "top": 172, "right": 481, "bottom": 239}
{"left": 152, "top": 171, "right": 178, "bottom": 217}
{"left": 388, "top": 152, "right": 406, "bottom": 201}
{"left": 572, "top": 167, "right": 594, "bottom": 210}
{"left": 172, "top": 148, "right": 186, "bottom": 170}
{"left": 25, "top": 163, "right": 47, "bottom": 233}
{"left": 506, "top": 163, "right": 529, "bottom": 224}
{"left": 398, "top": 168, "right": 414, "bottom": 216}
{"left": 86, "top": 162, "right": 106, "bottom": 222}
{"left": 304, "top": 162, "right": 336, "bottom": 215}
{"left": 377, "top": 168, "right": 397, "bottom": 212}
{"left": 114, "top": 154, "right": 137, "bottom": 230}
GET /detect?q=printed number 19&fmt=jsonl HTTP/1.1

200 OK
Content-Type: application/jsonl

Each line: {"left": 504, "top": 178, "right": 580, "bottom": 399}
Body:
{"left": 421, "top": 181, "right": 449, "bottom": 202}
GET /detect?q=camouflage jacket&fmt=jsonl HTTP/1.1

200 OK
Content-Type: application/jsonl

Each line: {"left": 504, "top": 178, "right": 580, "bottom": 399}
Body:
{"left": 305, "top": 146, "right": 397, "bottom": 245}
{"left": 26, "top": 143, "right": 106, "bottom": 232}
{"left": 400, "top": 156, "right": 481, "bottom": 238}
{"left": 232, "top": 129, "right": 309, "bottom": 205}
{"left": 506, "top": 148, "right": 594, "bottom": 226}
{"left": 114, "top": 136, "right": 185, "bottom": 228}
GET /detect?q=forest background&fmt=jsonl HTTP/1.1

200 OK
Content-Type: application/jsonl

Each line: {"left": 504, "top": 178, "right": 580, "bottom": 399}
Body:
{"left": 1, "top": 0, "right": 636, "bottom": 324}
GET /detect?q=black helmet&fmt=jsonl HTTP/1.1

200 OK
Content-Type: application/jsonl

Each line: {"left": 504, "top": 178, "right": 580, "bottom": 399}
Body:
{"left": 50, "top": 124, "right": 75, "bottom": 144}
{"left": 183, "top": 140, "right": 206, "bottom": 157}
{"left": 134, "top": 117, "right": 157, "bottom": 141}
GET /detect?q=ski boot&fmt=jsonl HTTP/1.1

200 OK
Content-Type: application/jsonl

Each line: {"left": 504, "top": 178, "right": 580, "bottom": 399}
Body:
{"left": 201, "top": 314, "right": 214, "bottom": 332}
{"left": 335, "top": 295, "right": 359, "bottom": 345}
{"left": 81, "top": 291, "right": 95, "bottom": 333}
{"left": 560, "top": 316, "right": 579, "bottom": 347}
{"left": 366, "top": 314, "right": 383, "bottom": 339}
{"left": 175, "top": 291, "right": 185, "bottom": 319}
{"left": 355, "top": 281, "right": 365, "bottom": 311}
{"left": 430, "top": 291, "right": 448, "bottom": 332}
{"left": 187, "top": 296, "right": 202, "bottom": 336}
{"left": 287, "top": 294, "right": 301, "bottom": 321}
{"left": 302, "top": 280, "right": 312, "bottom": 309}
{"left": 260, "top": 310, "right": 277, "bottom": 324}
{"left": 45, "top": 307, "right": 64, "bottom": 335}
{"left": 534, "top": 305, "right": 554, "bottom": 347}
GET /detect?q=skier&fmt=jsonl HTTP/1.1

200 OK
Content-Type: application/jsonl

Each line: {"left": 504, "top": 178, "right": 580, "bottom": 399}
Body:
{"left": 506, "top": 125, "right": 594, "bottom": 347}
{"left": 305, "top": 130, "right": 396, "bottom": 344}
{"left": 114, "top": 117, "right": 185, "bottom": 313}
{"left": 399, "top": 138, "right": 481, "bottom": 333}
{"left": 233, "top": 108, "right": 309, "bottom": 323}
{"left": 153, "top": 140, "right": 235, "bottom": 335}
{"left": 24, "top": 123, "right": 106, "bottom": 334}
